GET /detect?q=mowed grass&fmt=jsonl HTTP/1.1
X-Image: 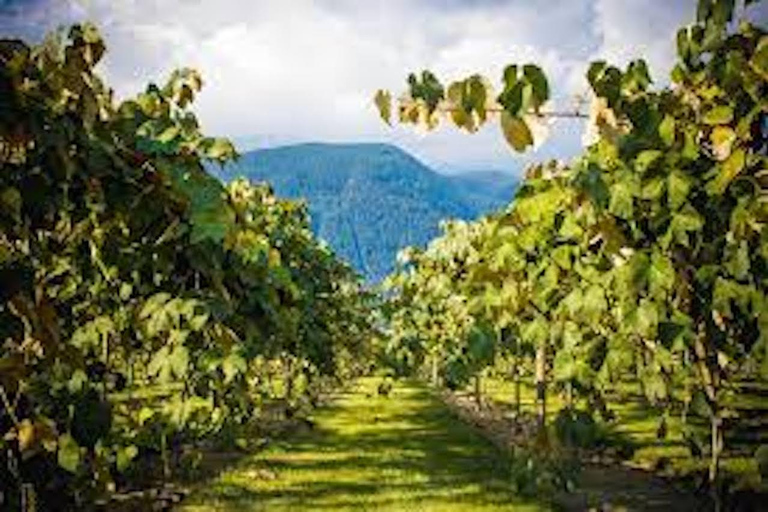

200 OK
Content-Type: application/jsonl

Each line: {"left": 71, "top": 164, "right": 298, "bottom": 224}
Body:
{"left": 180, "top": 377, "right": 549, "bottom": 511}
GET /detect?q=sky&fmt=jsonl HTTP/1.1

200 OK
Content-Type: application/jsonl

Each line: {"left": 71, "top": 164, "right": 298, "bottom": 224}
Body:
{"left": 2, "top": 0, "right": 767, "bottom": 174}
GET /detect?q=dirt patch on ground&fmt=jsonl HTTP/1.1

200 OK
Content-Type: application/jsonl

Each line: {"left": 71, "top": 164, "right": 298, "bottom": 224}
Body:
{"left": 441, "top": 391, "right": 710, "bottom": 511}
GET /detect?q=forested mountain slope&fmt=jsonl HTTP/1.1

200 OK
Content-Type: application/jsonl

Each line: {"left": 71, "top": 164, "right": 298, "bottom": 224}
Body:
{"left": 216, "top": 143, "right": 518, "bottom": 280}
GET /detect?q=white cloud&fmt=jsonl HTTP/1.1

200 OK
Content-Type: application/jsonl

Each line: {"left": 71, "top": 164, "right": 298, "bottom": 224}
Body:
{"left": 590, "top": 0, "right": 692, "bottom": 83}
{"left": 6, "top": 0, "right": 747, "bottom": 172}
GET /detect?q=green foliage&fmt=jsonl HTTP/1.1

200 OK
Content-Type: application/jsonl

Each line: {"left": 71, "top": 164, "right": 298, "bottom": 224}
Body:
{"left": 553, "top": 409, "right": 600, "bottom": 449}
{"left": 755, "top": 445, "right": 768, "bottom": 480}
{"left": 380, "top": 0, "right": 768, "bottom": 493}
{"left": 508, "top": 447, "right": 580, "bottom": 498}
{"left": 0, "top": 24, "right": 375, "bottom": 508}
{"left": 375, "top": 63, "right": 550, "bottom": 152}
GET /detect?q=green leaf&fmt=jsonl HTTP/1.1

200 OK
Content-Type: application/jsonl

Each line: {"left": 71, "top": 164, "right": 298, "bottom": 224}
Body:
{"left": 467, "top": 323, "right": 495, "bottom": 365}
{"left": 587, "top": 62, "right": 622, "bottom": 106}
{"left": 67, "top": 369, "right": 88, "bottom": 393}
{"left": 644, "top": 372, "right": 667, "bottom": 402}
{"left": 157, "top": 125, "right": 180, "bottom": 144}
{"left": 119, "top": 282, "right": 133, "bottom": 301}
{"left": 559, "top": 214, "right": 584, "bottom": 239}
{"left": 649, "top": 250, "right": 675, "bottom": 294}
{"left": 0, "top": 187, "right": 22, "bottom": 221}
{"left": 623, "top": 60, "right": 652, "bottom": 94}
{"left": 710, "top": 0, "right": 736, "bottom": 26}
{"left": 467, "top": 75, "right": 488, "bottom": 121}
{"left": 583, "top": 285, "right": 607, "bottom": 320}
{"left": 147, "top": 346, "right": 170, "bottom": 380}
{"left": 659, "top": 115, "right": 676, "bottom": 146}
{"left": 562, "top": 288, "right": 583, "bottom": 316}
{"left": 206, "top": 138, "right": 235, "bottom": 161}
{"left": 697, "top": 0, "right": 711, "bottom": 22}
{"left": 671, "top": 63, "right": 686, "bottom": 83}
{"left": 725, "top": 241, "right": 750, "bottom": 280}
{"left": 523, "top": 64, "right": 549, "bottom": 107}
{"left": 190, "top": 204, "right": 234, "bottom": 244}
{"left": 374, "top": 89, "right": 392, "bottom": 125}
{"left": 587, "top": 61, "right": 607, "bottom": 87}
{"left": 577, "top": 165, "right": 610, "bottom": 209}
{"left": 641, "top": 177, "right": 665, "bottom": 200}
{"left": 500, "top": 112, "right": 533, "bottom": 152}
{"left": 552, "top": 245, "right": 573, "bottom": 270}
{"left": 710, "top": 126, "right": 735, "bottom": 161}
{"left": 139, "top": 292, "right": 171, "bottom": 320}
{"left": 702, "top": 105, "right": 733, "bottom": 125}
{"left": 169, "top": 345, "right": 189, "bottom": 378}
{"left": 502, "top": 64, "right": 518, "bottom": 90}
{"left": 189, "top": 313, "right": 209, "bottom": 331}
{"left": 668, "top": 205, "right": 704, "bottom": 247}
{"left": 676, "top": 207, "right": 704, "bottom": 232}
{"left": 164, "top": 163, "right": 235, "bottom": 244}
{"left": 138, "top": 407, "right": 155, "bottom": 425}
{"left": 609, "top": 182, "right": 634, "bottom": 219}
{"left": 682, "top": 129, "right": 700, "bottom": 160}
{"left": 408, "top": 70, "right": 445, "bottom": 113}
{"left": 636, "top": 299, "right": 660, "bottom": 338}
{"left": 635, "top": 150, "right": 663, "bottom": 173}
{"left": 677, "top": 28, "right": 691, "bottom": 62}
{"left": 116, "top": 445, "right": 138, "bottom": 472}
{"left": 498, "top": 81, "right": 530, "bottom": 116}
{"left": 708, "top": 148, "right": 745, "bottom": 194}
{"left": 668, "top": 170, "right": 691, "bottom": 210}
{"left": 58, "top": 434, "right": 81, "bottom": 473}
{"left": 222, "top": 352, "right": 247, "bottom": 383}
{"left": 751, "top": 36, "right": 768, "bottom": 81}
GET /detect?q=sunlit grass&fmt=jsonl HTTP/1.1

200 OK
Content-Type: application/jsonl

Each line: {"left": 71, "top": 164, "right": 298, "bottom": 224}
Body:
{"left": 181, "top": 377, "right": 549, "bottom": 511}
{"left": 482, "top": 376, "right": 768, "bottom": 489}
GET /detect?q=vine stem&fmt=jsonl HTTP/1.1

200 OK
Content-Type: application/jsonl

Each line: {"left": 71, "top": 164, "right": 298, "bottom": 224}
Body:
{"left": 434, "top": 105, "right": 589, "bottom": 119}
{"left": 0, "top": 384, "right": 21, "bottom": 427}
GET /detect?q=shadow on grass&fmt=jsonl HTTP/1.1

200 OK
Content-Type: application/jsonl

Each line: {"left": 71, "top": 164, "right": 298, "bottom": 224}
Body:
{"left": 197, "top": 479, "right": 518, "bottom": 511}
{"left": 182, "top": 379, "right": 542, "bottom": 511}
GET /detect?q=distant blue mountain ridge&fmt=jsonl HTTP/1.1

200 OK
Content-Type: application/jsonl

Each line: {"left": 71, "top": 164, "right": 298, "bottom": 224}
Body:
{"left": 213, "top": 143, "right": 518, "bottom": 281}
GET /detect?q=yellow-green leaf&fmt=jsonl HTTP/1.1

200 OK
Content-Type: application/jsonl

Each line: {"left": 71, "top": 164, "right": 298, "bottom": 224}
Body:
{"left": 500, "top": 111, "right": 533, "bottom": 152}
{"left": 635, "top": 150, "right": 663, "bottom": 173}
{"left": 703, "top": 105, "right": 733, "bottom": 125}
{"left": 116, "top": 445, "right": 139, "bottom": 472}
{"left": 58, "top": 433, "right": 81, "bottom": 473}
{"left": 750, "top": 36, "right": 768, "bottom": 81}
{"left": 668, "top": 170, "right": 691, "bottom": 209}
{"left": 374, "top": 89, "right": 392, "bottom": 125}
{"left": 710, "top": 126, "right": 736, "bottom": 161}
{"left": 659, "top": 115, "right": 676, "bottom": 146}
{"left": 708, "top": 148, "right": 746, "bottom": 194}
{"left": 206, "top": 138, "right": 235, "bottom": 161}
{"left": 609, "top": 182, "right": 634, "bottom": 219}
{"left": 157, "top": 125, "right": 180, "bottom": 144}
{"left": 17, "top": 419, "right": 35, "bottom": 452}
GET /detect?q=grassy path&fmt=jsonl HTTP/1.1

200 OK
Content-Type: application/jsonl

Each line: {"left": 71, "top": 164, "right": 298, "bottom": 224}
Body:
{"left": 181, "top": 378, "right": 547, "bottom": 511}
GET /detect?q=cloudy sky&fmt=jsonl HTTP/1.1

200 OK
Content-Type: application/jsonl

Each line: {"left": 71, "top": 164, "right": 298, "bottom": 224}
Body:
{"left": 2, "top": 0, "right": 766, "bottom": 173}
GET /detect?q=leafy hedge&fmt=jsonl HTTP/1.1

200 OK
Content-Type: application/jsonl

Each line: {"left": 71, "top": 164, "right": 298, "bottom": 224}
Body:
{"left": 380, "top": 0, "right": 768, "bottom": 498}
{"left": 0, "top": 25, "right": 374, "bottom": 510}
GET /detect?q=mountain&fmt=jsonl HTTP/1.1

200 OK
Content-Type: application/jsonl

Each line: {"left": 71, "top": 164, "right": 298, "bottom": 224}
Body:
{"left": 447, "top": 170, "right": 521, "bottom": 209}
{"left": 214, "top": 143, "right": 518, "bottom": 281}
